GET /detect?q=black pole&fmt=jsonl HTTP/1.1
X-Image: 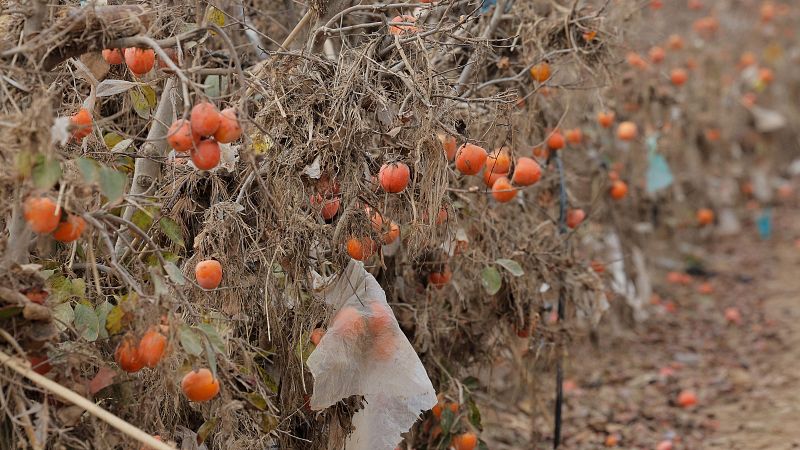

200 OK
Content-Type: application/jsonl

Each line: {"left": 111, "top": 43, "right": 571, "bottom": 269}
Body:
{"left": 553, "top": 153, "right": 568, "bottom": 449}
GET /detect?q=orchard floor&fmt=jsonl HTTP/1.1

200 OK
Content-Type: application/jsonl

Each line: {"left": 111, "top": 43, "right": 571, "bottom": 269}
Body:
{"left": 479, "top": 205, "right": 800, "bottom": 450}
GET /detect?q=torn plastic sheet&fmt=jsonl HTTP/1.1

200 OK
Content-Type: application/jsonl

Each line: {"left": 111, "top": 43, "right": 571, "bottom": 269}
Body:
{"left": 308, "top": 260, "right": 437, "bottom": 450}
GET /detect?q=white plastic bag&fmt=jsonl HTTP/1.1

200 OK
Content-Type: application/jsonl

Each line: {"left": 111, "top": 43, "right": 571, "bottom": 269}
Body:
{"left": 308, "top": 260, "right": 437, "bottom": 450}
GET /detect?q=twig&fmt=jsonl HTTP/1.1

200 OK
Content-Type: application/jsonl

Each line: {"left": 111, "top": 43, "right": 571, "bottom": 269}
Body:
{"left": 0, "top": 350, "right": 175, "bottom": 450}
{"left": 553, "top": 152, "right": 568, "bottom": 449}
{"left": 455, "top": 0, "right": 508, "bottom": 95}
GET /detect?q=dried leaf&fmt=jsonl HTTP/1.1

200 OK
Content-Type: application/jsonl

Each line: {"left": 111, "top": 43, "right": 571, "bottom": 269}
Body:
{"left": 159, "top": 217, "right": 185, "bottom": 248}
{"left": 32, "top": 155, "right": 62, "bottom": 190}
{"left": 96, "top": 79, "right": 139, "bottom": 97}
{"left": 88, "top": 366, "right": 116, "bottom": 395}
{"left": 495, "top": 258, "right": 524, "bottom": 277}
{"left": 98, "top": 166, "right": 127, "bottom": 204}
{"left": 179, "top": 325, "right": 203, "bottom": 356}
{"left": 74, "top": 303, "right": 99, "bottom": 341}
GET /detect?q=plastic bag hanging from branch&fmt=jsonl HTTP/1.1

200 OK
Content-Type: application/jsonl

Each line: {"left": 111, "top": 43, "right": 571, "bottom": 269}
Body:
{"left": 307, "top": 260, "right": 437, "bottom": 450}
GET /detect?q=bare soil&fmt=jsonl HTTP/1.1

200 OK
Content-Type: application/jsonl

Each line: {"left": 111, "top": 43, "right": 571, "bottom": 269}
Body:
{"left": 481, "top": 205, "right": 800, "bottom": 449}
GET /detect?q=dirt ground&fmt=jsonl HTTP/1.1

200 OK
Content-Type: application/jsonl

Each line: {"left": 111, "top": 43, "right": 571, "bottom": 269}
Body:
{"left": 480, "top": 203, "right": 800, "bottom": 449}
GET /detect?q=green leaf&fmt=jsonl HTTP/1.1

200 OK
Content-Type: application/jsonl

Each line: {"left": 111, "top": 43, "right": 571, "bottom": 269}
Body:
{"left": 196, "top": 417, "right": 219, "bottom": 444}
{"left": 98, "top": 166, "right": 127, "bottom": 204}
{"left": 129, "top": 86, "right": 157, "bottom": 119}
{"left": 204, "top": 336, "right": 218, "bottom": 380}
{"left": 246, "top": 393, "right": 268, "bottom": 410}
{"left": 159, "top": 217, "right": 185, "bottom": 248}
{"left": 462, "top": 376, "right": 481, "bottom": 391}
{"left": 131, "top": 207, "right": 157, "bottom": 231}
{"left": 105, "top": 305, "right": 124, "bottom": 335}
{"left": 70, "top": 278, "right": 86, "bottom": 297}
{"left": 15, "top": 151, "right": 34, "bottom": 179}
{"left": 76, "top": 158, "right": 99, "bottom": 182}
{"left": 481, "top": 266, "right": 502, "bottom": 295}
{"left": 179, "top": 324, "right": 203, "bottom": 356}
{"left": 48, "top": 275, "right": 75, "bottom": 302}
{"left": 0, "top": 306, "right": 24, "bottom": 320}
{"left": 74, "top": 303, "right": 100, "bottom": 342}
{"left": 103, "top": 133, "right": 124, "bottom": 150}
{"left": 260, "top": 414, "right": 279, "bottom": 433}
{"left": 495, "top": 258, "right": 524, "bottom": 277}
{"left": 440, "top": 407, "right": 455, "bottom": 434}
{"left": 164, "top": 262, "right": 185, "bottom": 285}
{"left": 196, "top": 323, "right": 225, "bottom": 354}
{"left": 466, "top": 395, "right": 483, "bottom": 431}
{"left": 32, "top": 155, "right": 62, "bottom": 190}
{"left": 95, "top": 301, "right": 114, "bottom": 340}
{"left": 52, "top": 302, "right": 74, "bottom": 331}
{"left": 257, "top": 366, "right": 279, "bottom": 393}
{"left": 203, "top": 74, "right": 229, "bottom": 99}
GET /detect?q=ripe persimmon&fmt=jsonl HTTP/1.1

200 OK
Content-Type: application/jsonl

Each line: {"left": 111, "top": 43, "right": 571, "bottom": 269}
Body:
{"left": 23, "top": 288, "right": 48, "bottom": 305}
{"left": 760, "top": 1, "right": 775, "bottom": 22}
{"left": 102, "top": 48, "right": 124, "bottom": 65}
{"left": 724, "top": 307, "right": 742, "bottom": 325}
{"left": 71, "top": 108, "right": 93, "bottom": 140}
{"left": 190, "top": 102, "right": 221, "bottom": 137}
{"left": 158, "top": 47, "right": 179, "bottom": 69}
{"left": 214, "top": 107, "right": 242, "bottom": 143}
{"left": 491, "top": 177, "right": 516, "bottom": 203}
{"left": 758, "top": 67, "right": 774, "bottom": 84}
{"left": 696, "top": 208, "right": 714, "bottom": 226}
{"left": 389, "top": 15, "right": 418, "bottom": 35}
{"left": 626, "top": 52, "right": 648, "bottom": 70}
{"left": 115, "top": 337, "right": 145, "bottom": 373}
{"left": 28, "top": 355, "right": 53, "bottom": 375}
{"left": 455, "top": 143, "right": 487, "bottom": 175}
{"left": 166, "top": 119, "right": 198, "bottom": 153}
{"left": 436, "top": 207, "right": 448, "bottom": 225}
{"left": 53, "top": 214, "right": 86, "bottom": 242}
{"left": 565, "top": 128, "right": 583, "bottom": 145}
{"left": 428, "top": 267, "right": 452, "bottom": 288}
{"left": 566, "top": 208, "right": 586, "bottom": 229}
{"left": 181, "top": 368, "right": 220, "bottom": 402}
{"left": 739, "top": 52, "right": 757, "bottom": 69}
{"left": 667, "top": 34, "right": 684, "bottom": 50}
{"left": 314, "top": 196, "right": 340, "bottom": 220}
{"left": 438, "top": 133, "right": 457, "bottom": 161}
{"left": 547, "top": 131, "right": 565, "bottom": 151}
{"left": 139, "top": 435, "right": 163, "bottom": 450}
{"left": 332, "top": 306, "right": 367, "bottom": 339}
{"left": 191, "top": 140, "right": 221, "bottom": 170}
{"left": 616, "top": 121, "right": 638, "bottom": 141}
{"left": 379, "top": 162, "right": 411, "bottom": 193}
{"left": 649, "top": 46, "right": 665, "bottom": 64}
{"left": 195, "top": 259, "right": 222, "bottom": 290}
{"left": 512, "top": 157, "right": 541, "bottom": 186}
{"left": 597, "top": 111, "right": 615, "bottom": 128}
{"left": 310, "top": 328, "right": 326, "bottom": 346}
{"left": 483, "top": 167, "right": 507, "bottom": 187}
{"left": 530, "top": 62, "right": 551, "bottom": 83}
{"left": 486, "top": 147, "right": 511, "bottom": 173}
{"left": 124, "top": 47, "right": 155, "bottom": 76}
{"left": 23, "top": 196, "right": 61, "bottom": 234}
{"left": 670, "top": 68, "right": 688, "bottom": 86}
{"left": 346, "top": 237, "right": 377, "bottom": 261}
{"left": 677, "top": 390, "right": 697, "bottom": 408}
{"left": 609, "top": 180, "right": 628, "bottom": 200}
{"left": 138, "top": 328, "right": 167, "bottom": 368}
{"left": 656, "top": 440, "right": 674, "bottom": 450}
{"left": 452, "top": 432, "right": 478, "bottom": 450}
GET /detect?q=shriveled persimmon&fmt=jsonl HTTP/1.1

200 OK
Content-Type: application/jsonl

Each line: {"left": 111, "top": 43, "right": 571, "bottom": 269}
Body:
{"left": 124, "top": 47, "right": 155, "bottom": 76}
{"left": 28, "top": 355, "right": 53, "bottom": 375}
{"left": 53, "top": 214, "right": 86, "bottom": 242}
{"left": 214, "top": 107, "right": 242, "bottom": 143}
{"left": 138, "top": 328, "right": 167, "bottom": 368}
{"left": 311, "top": 195, "right": 340, "bottom": 220}
{"left": 455, "top": 143, "right": 487, "bottom": 175}
{"left": 115, "top": 337, "right": 145, "bottom": 373}
{"left": 379, "top": 162, "right": 411, "bottom": 193}
{"left": 491, "top": 177, "right": 516, "bottom": 203}
{"left": 23, "top": 196, "right": 61, "bottom": 234}
{"left": 181, "top": 368, "right": 220, "bottom": 402}
{"left": 512, "top": 157, "right": 541, "bottom": 186}
{"left": 191, "top": 140, "right": 221, "bottom": 171}
{"left": 195, "top": 259, "right": 222, "bottom": 289}
{"left": 190, "top": 102, "right": 221, "bottom": 137}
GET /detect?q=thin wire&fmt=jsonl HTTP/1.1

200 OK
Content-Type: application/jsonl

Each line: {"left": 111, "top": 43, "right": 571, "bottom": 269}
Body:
{"left": 553, "top": 153, "right": 568, "bottom": 449}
